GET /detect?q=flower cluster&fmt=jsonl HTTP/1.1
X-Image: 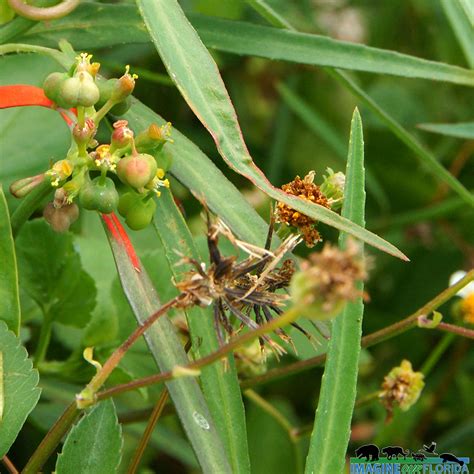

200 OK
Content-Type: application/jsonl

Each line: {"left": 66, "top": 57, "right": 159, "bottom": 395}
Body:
{"left": 9, "top": 53, "right": 173, "bottom": 232}
{"left": 276, "top": 169, "right": 345, "bottom": 246}
{"left": 379, "top": 359, "right": 425, "bottom": 422}
{"left": 290, "top": 239, "right": 367, "bottom": 320}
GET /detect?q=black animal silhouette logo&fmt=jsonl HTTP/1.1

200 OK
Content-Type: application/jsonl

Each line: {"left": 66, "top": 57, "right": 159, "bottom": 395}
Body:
{"left": 412, "top": 452, "right": 426, "bottom": 462}
{"left": 355, "top": 444, "right": 380, "bottom": 462}
{"left": 423, "top": 441, "right": 438, "bottom": 455}
{"left": 440, "top": 453, "right": 464, "bottom": 467}
{"left": 381, "top": 446, "right": 410, "bottom": 460}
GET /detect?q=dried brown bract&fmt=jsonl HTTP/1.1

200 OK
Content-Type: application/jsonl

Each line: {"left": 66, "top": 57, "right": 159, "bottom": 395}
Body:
{"left": 175, "top": 215, "right": 310, "bottom": 353}
{"left": 276, "top": 171, "right": 330, "bottom": 247}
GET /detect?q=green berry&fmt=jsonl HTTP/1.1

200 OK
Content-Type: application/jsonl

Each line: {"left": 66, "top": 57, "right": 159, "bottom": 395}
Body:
{"left": 59, "top": 72, "right": 100, "bottom": 108}
{"left": 125, "top": 198, "right": 156, "bottom": 231}
{"left": 43, "top": 72, "right": 68, "bottom": 104}
{"left": 79, "top": 177, "right": 119, "bottom": 214}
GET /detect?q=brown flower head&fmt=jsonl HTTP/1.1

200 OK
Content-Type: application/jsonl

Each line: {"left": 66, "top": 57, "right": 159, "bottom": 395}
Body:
{"left": 379, "top": 359, "right": 425, "bottom": 423}
{"left": 290, "top": 239, "right": 367, "bottom": 320}
{"left": 276, "top": 171, "right": 330, "bottom": 247}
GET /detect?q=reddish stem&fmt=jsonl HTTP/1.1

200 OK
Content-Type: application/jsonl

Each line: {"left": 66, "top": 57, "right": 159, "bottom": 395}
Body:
{"left": 101, "top": 213, "right": 141, "bottom": 271}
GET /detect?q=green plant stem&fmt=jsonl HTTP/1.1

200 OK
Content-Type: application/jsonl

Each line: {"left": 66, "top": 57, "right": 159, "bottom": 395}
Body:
{"left": 241, "top": 269, "right": 474, "bottom": 387}
{"left": 22, "top": 402, "right": 80, "bottom": 474}
{"left": 0, "top": 43, "right": 69, "bottom": 68}
{"left": 23, "top": 272, "right": 474, "bottom": 469}
{"left": 354, "top": 391, "right": 381, "bottom": 408}
{"left": 244, "top": 389, "right": 302, "bottom": 473}
{"left": 7, "top": 0, "right": 79, "bottom": 21}
{"left": 420, "top": 333, "right": 455, "bottom": 377}
{"left": 34, "top": 314, "right": 52, "bottom": 366}
{"left": 127, "top": 389, "right": 169, "bottom": 474}
{"left": 97, "top": 306, "right": 301, "bottom": 400}
{"left": 84, "top": 296, "right": 180, "bottom": 396}
{"left": 10, "top": 180, "right": 52, "bottom": 238}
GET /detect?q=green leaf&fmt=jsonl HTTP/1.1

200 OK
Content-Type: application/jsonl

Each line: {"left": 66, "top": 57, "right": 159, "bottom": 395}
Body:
{"left": 17, "top": 3, "right": 474, "bottom": 86}
{"left": 136, "top": 0, "right": 407, "bottom": 260}
{"left": 0, "top": 187, "right": 20, "bottom": 334}
{"left": 441, "top": 0, "right": 474, "bottom": 69}
{"left": 124, "top": 102, "right": 269, "bottom": 247}
{"left": 191, "top": 15, "right": 474, "bottom": 86}
{"left": 153, "top": 189, "right": 251, "bottom": 474}
{"left": 305, "top": 109, "right": 366, "bottom": 473}
{"left": 55, "top": 399, "right": 122, "bottom": 474}
{"left": 102, "top": 214, "right": 232, "bottom": 473}
{"left": 328, "top": 69, "right": 474, "bottom": 208}
{"left": 0, "top": 320, "right": 41, "bottom": 457}
{"left": 417, "top": 121, "right": 474, "bottom": 139}
{"left": 15, "top": 220, "right": 96, "bottom": 327}
{"left": 15, "top": 2, "right": 148, "bottom": 49}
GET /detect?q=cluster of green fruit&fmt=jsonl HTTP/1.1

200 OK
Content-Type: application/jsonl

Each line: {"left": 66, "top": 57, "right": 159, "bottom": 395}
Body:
{"left": 10, "top": 53, "right": 173, "bottom": 232}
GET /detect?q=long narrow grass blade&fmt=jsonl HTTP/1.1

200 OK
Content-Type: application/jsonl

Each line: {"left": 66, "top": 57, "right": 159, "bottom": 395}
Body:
{"left": 417, "top": 121, "right": 474, "bottom": 139}
{"left": 136, "top": 0, "right": 407, "bottom": 260}
{"left": 101, "top": 214, "right": 231, "bottom": 473}
{"left": 305, "top": 108, "right": 366, "bottom": 473}
{"left": 16, "top": 3, "right": 474, "bottom": 86}
{"left": 440, "top": 0, "right": 474, "bottom": 68}
{"left": 153, "top": 189, "right": 251, "bottom": 474}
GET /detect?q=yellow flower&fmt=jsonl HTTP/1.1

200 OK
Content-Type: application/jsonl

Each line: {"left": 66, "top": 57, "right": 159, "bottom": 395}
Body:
{"left": 449, "top": 270, "right": 474, "bottom": 325}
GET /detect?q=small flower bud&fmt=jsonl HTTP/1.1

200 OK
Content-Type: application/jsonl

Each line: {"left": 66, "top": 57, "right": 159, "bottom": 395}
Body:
{"left": 320, "top": 167, "right": 345, "bottom": 211}
{"left": 116, "top": 153, "right": 157, "bottom": 190}
{"left": 46, "top": 160, "right": 74, "bottom": 187}
{"left": 73, "top": 118, "right": 97, "bottom": 147}
{"left": 110, "top": 120, "right": 134, "bottom": 151}
{"left": 379, "top": 360, "right": 424, "bottom": 422}
{"left": 110, "top": 65, "right": 137, "bottom": 102}
{"left": 9, "top": 173, "right": 45, "bottom": 198}
{"left": 289, "top": 240, "right": 367, "bottom": 320}
{"left": 135, "top": 122, "right": 173, "bottom": 153}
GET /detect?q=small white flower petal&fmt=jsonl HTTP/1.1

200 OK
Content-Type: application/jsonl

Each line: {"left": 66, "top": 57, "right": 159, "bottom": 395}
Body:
{"left": 449, "top": 270, "right": 474, "bottom": 298}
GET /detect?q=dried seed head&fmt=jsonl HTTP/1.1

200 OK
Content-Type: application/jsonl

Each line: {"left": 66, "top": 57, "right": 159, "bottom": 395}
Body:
{"left": 379, "top": 359, "right": 424, "bottom": 422}
{"left": 276, "top": 171, "right": 330, "bottom": 247}
{"left": 290, "top": 240, "right": 367, "bottom": 320}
